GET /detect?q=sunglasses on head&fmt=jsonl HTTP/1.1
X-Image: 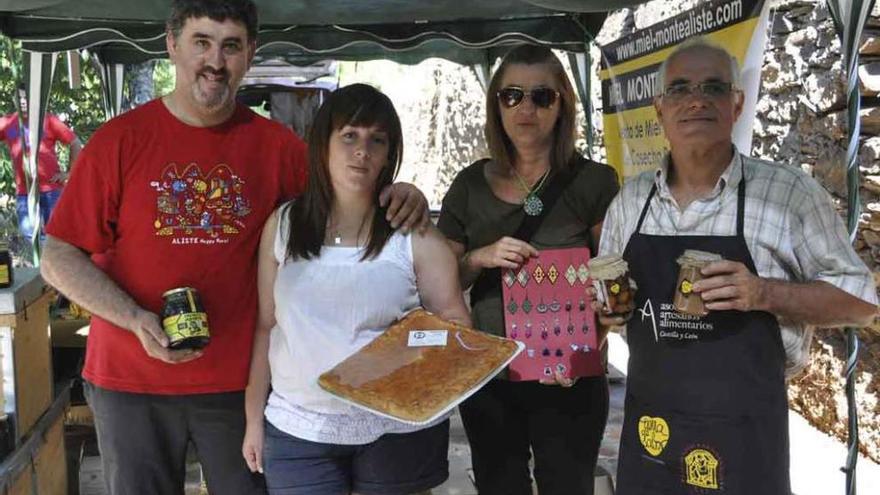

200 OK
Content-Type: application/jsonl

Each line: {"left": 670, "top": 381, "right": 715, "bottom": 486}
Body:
{"left": 497, "top": 86, "right": 560, "bottom": 109}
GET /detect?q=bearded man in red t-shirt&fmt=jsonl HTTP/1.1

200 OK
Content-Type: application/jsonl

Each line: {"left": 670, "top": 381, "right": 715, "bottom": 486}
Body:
{"left": 40, "top": 1, "right": 428, "bottom": 494}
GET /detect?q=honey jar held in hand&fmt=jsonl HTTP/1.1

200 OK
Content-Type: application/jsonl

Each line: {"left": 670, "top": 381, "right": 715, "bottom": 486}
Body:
{"left": 588, "top": 254, "right": 634, "bottom": 315}
{"left": 674, "top": 250, "right": 723, "bottom": 317}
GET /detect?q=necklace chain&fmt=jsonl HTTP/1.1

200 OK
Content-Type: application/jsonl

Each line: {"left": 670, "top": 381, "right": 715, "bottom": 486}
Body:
{"left": 512, "top": 167, "right": 550, "bottom": 196}
{"left": 511, "top": 167, "right": 550, "bottom": 216}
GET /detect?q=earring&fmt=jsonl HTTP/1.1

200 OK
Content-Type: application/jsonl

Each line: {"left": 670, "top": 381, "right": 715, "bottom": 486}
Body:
{"left": 536, "top": 295, "right": 548, "bottom": 314}
{"left": 507, "top": 295, "right": 518, "bottom": 315}
{"left": 510, "top": 323, "right": 518, "bottom": 339}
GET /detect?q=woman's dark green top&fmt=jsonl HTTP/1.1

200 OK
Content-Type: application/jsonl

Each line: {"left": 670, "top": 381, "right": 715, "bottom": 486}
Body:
{"left": 438, "top": 155, "right": 620, "bottom": 338}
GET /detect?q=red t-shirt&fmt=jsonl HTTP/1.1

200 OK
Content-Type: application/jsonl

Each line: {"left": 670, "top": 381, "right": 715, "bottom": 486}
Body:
{"left": 0, "top": 112, "right": 77, "bottom": 194}
{"left": 46, "top": 99, "right": 308, "bottom": 394}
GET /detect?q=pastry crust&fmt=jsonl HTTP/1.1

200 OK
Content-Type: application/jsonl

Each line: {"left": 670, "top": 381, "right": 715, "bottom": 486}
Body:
{"left": 318, "top": 309, "right": 520, "bottom": 423}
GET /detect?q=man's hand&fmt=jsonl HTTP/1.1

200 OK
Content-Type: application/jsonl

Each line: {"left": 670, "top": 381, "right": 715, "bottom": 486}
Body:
{"left": 694, "top": 260, "right": 766, "bottom": 312}
{"left": 129, "top": 309, "right": 202, "bottom": 364}
{"left": 50, "top": 171, "right": 68, "bottom": 184}
{"left": 379, "top": 182, "right": 430, "bottom": 233}
{"left": 539, "top": 368, "right": 577, "bottom": 387}
{"left": 469, "top": 236, "right": 539, "bottom": 270}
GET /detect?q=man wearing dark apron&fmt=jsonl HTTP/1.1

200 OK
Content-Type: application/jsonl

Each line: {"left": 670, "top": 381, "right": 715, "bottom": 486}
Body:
{"left": 616, "top": 172, "right": 788, "bottom": 493}
{"left": 597, "top": 39, "right": 878, "bottom": 494}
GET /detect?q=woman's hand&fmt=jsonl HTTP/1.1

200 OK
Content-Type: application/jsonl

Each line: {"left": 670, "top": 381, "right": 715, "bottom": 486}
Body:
{"left": 539, "top": 368, "right": 577, "bottom": 387}
{"left": 587, "top": 285, "right": 633, "bottom": 328}
{"left": 242, "top": 421, "right": 265, "bottom": 474}
{"left": 468, "top": 236, "right": 539, "bottom": 270}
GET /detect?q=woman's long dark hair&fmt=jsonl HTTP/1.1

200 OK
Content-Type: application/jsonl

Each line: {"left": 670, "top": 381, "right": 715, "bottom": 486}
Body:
{"left": 285, "top": 83, "right": 403, "bottom": 261}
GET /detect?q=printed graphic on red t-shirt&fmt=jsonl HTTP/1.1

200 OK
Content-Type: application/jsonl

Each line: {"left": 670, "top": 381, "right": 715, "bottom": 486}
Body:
{"left": 153, "top": 162, "right": 252, "bottom": 243}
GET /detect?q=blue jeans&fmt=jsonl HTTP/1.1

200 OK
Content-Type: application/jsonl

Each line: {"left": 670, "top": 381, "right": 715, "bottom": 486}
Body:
{"left": 16, "top": 189, "right": 61, "bottom": 241}
{"left": 262, "top": 420, "right": 449, "bottom": 495}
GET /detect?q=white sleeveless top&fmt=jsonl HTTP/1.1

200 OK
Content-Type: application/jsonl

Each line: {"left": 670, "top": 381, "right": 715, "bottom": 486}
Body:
{"left": 264, "top": 207, "right": 435, "bottom": 445}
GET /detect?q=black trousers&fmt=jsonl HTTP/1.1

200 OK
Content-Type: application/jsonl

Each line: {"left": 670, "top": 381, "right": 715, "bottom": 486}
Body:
{"left": 459, "top": 376, "right": 609, "bottom": 495}
{"left": 84, "top": 382, "right": 265, "bottom": 495}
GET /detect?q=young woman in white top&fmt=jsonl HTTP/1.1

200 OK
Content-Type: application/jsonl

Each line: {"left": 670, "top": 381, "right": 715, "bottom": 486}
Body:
{"left": 241, "top": 83, "right": 471, "bottom": 495}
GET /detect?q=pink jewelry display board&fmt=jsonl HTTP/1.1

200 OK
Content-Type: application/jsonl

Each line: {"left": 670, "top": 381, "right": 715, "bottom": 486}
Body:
{"left": 501, "top": 247, "right": 603, "bottom": 381}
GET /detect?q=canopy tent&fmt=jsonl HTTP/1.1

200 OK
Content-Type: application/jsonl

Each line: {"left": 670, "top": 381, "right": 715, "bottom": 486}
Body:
{"left": 0, "top": 1, "right": 629, "bottom": 62}
{"left": 0, "top": 0, "right": 646, "bottom": 257}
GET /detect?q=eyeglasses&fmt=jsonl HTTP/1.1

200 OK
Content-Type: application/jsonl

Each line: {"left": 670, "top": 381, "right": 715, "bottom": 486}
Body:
{"left": 497, "top": 86, "right": 560, "bottom": 109}
{"left": 662, "top": 81, "right": 735, "bottom": 100}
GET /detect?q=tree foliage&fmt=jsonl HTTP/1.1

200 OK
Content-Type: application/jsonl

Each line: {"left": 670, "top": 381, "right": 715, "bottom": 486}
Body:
{"left": 0, "top": 36, "right": 107, "bottom": 198}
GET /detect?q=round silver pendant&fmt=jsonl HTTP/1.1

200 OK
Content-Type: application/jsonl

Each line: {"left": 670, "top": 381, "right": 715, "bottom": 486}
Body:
{"left": 523, "top": 194, "right": 543, "bottom": 216}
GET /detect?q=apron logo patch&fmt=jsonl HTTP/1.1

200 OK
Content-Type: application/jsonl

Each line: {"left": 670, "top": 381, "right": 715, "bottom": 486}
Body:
{"left": 638, "top": 416, "right": 670, "bottom": 456}
{"left": 684, "top": 447, "right": 721, "bottom": 489}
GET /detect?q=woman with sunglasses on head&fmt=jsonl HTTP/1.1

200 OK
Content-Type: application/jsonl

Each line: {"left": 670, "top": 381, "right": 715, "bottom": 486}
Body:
{"left": 242, "top": 83, "right": 471, "bottom": 495}
{"left": 438, "top": 45, "right": 619, "bottom": 495}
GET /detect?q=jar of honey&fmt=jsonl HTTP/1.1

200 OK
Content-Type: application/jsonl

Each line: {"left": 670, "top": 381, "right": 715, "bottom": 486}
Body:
{"left": 161, "top": 287, "right": 210, "bottom": 349}
{"left": 674, "top": 250, "right": 723, "bottom": 316}
{"left": 0, "top": 240, "right": 13, "bottom": 289}
{"left": 588, "top": 254, "right": 634, "bottom": 315}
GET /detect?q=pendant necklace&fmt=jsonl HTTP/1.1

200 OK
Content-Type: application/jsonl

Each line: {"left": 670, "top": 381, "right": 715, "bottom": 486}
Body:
{"left": 512, "top": 167, "right": 550, "bottom": 216}
{"left": 328, "top": 212, "right": 370, "bottom": 246}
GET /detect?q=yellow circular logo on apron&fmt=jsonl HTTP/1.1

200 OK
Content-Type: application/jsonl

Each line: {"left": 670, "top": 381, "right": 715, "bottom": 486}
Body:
{"left": 680, "top": 279, "right": 693, "bottom": 294}
{"left": 638, "top": 416, "right": 670, "bottom": 456}
{"left": 610, "top": 283, "right": 621, "bottom": 295}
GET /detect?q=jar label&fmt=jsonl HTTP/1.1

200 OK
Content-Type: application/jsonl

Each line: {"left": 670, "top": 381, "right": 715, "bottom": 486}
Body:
{"left": 0, "top": 266, "right": 8, "bottom": 285}
{"left": 163, "top": 312, "right": 209, "bottom": 341}
{"left": 680, "top": 279, "right": 693, "bottom": 294}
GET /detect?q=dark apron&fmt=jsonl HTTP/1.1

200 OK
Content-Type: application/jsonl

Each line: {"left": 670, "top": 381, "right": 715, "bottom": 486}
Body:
{"left": 616, "top": 171, "right": 790, "bottom": 494}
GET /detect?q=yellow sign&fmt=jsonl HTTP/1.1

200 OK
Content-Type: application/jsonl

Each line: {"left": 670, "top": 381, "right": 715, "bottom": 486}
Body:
{"left": 684, "top": 448, "right": 720, "bottom": 489}
{"left": 638, "top": 416, "right": 670, "bottom": 456}
{"left": 599, "top": 0, "right": 769, "bottom": 179}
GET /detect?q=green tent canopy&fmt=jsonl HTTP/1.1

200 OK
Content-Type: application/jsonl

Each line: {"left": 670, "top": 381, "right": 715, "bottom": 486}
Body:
{"left": 0, "top": 0, "right": 641, "bottom": 63}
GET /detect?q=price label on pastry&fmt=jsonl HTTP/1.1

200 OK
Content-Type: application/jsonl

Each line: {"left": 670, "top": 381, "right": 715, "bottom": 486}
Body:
{"left": 408, "top": 330, "right": 448, "bottom": 347}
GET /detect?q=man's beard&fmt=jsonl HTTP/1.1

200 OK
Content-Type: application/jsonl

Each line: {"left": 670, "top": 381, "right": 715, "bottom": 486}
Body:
{"left": 191, "top": 70, "right": 233, "bottom": 113}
